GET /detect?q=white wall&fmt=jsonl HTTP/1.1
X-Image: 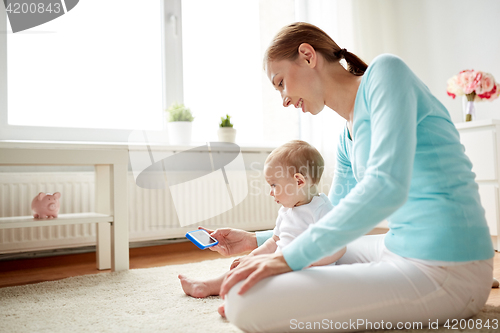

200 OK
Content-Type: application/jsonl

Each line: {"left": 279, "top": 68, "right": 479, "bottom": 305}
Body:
{"left": 350, "top": 0, "right": 500, "bottom": 123}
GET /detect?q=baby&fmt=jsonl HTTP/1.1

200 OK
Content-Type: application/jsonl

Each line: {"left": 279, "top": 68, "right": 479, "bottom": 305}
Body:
{"left": 178, "top": 140, "right": 346, "bottom": 298}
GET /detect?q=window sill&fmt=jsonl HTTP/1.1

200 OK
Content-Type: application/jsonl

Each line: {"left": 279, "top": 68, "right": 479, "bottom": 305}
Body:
{"left": 0, "top": 140, "right": 277, "bottom": 153}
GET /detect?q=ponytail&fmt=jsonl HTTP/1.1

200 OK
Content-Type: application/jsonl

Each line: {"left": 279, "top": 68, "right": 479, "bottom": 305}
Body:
{"left": 334, "top": 48, "right": 367, "bottom": 76}
{"left": 264, "top": 22, "right": 368, "bottom": 76}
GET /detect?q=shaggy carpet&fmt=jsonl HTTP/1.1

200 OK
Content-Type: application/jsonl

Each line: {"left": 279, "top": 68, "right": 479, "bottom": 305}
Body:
{"left": 0, "top": 257, "right": 498, "bottom": 333}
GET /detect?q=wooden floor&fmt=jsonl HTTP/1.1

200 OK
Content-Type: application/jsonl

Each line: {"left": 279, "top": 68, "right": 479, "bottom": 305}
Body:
{"left": 0, "top": 242, "right": 499, "bottom": 306}
{"left": 0, "top": 242, "right": 224, "bottom": 288}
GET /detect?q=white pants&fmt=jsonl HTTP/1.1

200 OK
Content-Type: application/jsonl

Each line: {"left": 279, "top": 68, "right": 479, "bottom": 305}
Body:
{"left": 225, "top": 234, "right": 493, "bottom": 332}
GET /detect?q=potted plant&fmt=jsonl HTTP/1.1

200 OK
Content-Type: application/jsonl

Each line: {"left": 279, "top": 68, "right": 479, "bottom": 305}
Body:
{"left": 218, "top": 114, "right": 236, "bottom": 143}
{"left": 166, "top": 102, "right": 194, "bottom": 145}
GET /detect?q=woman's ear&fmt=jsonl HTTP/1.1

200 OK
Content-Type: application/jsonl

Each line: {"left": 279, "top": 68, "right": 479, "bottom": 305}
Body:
{"left": 294, "top": 173, "right": 306, "bottom": 188}
{"left": 297, "top": 43, "right": 317, "bottom": 68}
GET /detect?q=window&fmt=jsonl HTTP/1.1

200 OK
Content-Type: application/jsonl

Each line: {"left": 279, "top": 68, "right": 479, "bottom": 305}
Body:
{"left": 181, "top": 0, "right": 263, "bottom": 144}
{"left": 0, "top": 0, "right": 164, "bottom": 141}
{"left": 0, "top": 0, "right": 299, "bottom": 143}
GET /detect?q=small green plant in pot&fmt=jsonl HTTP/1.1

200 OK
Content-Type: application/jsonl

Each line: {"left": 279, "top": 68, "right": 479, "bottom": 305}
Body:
{"left": 166, "top": 102, "right": 194, "bottom": 145}
{"left": 218, "top": 114, "right": 236, "bottom": 143}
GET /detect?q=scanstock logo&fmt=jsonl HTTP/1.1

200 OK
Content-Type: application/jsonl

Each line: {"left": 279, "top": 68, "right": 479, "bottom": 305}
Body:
{"left": 3, "top": 0, "right": 79, "bottom": 33}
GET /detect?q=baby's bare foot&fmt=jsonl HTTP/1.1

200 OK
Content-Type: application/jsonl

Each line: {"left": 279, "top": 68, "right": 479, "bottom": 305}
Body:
{"left": 178, "top": 274, "right": 217, "bottom": 298}
{"left": 218, "top": 302, "right": 226, "bottom": 318}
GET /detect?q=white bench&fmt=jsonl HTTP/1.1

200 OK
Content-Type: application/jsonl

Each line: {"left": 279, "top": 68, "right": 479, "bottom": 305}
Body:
{"left": 0, "top": 140, "right": 129, "bottom": 271}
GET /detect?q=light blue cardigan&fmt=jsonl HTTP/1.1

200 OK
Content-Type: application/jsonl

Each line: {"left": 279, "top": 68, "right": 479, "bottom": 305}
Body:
{"left": 259, "top": 54, "right": 494, "bottom": 270}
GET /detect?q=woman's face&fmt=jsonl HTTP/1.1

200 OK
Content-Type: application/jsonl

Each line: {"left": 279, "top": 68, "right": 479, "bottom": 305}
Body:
{"left": 266, "top": 53, "right": 324, "bottom": 115}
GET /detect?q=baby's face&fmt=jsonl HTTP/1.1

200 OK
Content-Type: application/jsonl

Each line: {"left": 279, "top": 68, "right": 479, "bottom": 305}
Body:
{"left": 264, "top": 162, "right": 308, "bottom": 208}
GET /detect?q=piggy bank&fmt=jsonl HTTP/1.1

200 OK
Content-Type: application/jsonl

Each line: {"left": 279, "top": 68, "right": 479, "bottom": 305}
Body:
{"left": 31, "top": 192, "right": 61, "bottom": 219}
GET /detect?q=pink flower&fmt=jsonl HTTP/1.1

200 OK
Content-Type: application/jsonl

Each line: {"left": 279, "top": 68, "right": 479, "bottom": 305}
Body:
{"left": 477, "top": 72, "right": 495, "bottom": 94}
{"left": 478, "top": 83, "right": 499, "bottom": 101}
{"left": 458, "top": 70, "right": 479, "bottom": 94}
{"left": 447, "top": 69, "right": 499, "bottom": 102}
{"left": 468, "top": 72, "right": 482, "bottom": 93}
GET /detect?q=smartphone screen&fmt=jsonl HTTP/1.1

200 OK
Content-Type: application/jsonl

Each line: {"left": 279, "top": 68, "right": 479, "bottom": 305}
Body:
{"left": 189, "top": 230, "right": 217, "bottom": 246}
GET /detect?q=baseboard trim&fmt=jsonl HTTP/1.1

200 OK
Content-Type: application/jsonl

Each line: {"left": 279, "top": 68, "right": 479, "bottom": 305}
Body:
{"left": 0, "top": 238, "right": 188, "bottom": 262}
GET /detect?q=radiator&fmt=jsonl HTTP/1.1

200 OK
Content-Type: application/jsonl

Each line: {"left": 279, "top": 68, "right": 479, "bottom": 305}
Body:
{"left": 0, "top": 170, "right": 278, "bottom": 254}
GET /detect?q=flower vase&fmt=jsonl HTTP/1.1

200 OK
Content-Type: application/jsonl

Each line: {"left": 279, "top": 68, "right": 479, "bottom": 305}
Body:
{"left": 462, "top": 94, "right": 476, "bottom": 122}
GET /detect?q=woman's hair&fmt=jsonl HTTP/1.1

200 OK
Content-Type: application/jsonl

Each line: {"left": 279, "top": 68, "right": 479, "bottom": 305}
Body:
{"left": 264, "top": 22, "right": 368, "bottom": 76}
{"left": 265, "top": 140, "right": 324, "bottom": 185}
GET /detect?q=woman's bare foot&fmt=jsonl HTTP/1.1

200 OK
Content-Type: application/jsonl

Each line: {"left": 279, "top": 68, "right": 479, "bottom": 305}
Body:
{"left": 178, "top": 274, "right": 219, "bottom": 298}
{"left": 218, "top": 302, "right": 226, "bottom": 318}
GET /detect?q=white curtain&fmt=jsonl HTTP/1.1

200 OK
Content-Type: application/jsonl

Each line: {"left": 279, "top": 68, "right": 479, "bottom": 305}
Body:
{"left": 295, "top": 0, "right": 356, "bottom": 186}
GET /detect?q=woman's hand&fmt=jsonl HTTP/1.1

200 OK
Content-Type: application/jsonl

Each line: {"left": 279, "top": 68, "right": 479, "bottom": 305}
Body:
{"left": 198, "top": 227, "right": 257, "bottom": 256}
{"left": 219, "top": 253, "right": 292, "bottom": 298}
{"left": 230, "top": 257, "right": 242, "bottom": 270}
{"left": 229, "top": 253, "right": 256, "bottom": 270}
{"left": 230, "top": 256, "right": 247, "bottom": 270}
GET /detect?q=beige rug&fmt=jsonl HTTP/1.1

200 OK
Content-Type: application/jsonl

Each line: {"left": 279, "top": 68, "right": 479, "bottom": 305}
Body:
{"left": 0, "top": 257, "right": 498, "bottom": 333}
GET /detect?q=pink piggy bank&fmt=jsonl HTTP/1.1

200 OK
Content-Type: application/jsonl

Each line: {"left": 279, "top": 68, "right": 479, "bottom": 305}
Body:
{"left": 31, "top": 192, "right": 61, "bottom": 219}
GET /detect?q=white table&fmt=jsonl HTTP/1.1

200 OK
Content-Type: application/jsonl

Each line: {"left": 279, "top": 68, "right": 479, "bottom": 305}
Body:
{"left": 0, "top": 140, "right": 129, "bottom": 271}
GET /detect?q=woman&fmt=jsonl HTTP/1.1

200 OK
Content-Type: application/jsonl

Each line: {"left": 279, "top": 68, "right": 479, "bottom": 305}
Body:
{"left": 205, "top": 22, "right": 494, "bottom": 332}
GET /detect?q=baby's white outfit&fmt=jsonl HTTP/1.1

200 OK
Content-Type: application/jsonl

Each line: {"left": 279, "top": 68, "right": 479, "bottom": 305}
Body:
{"left": 273, "top": 193, "right": 334, "bottom": 252}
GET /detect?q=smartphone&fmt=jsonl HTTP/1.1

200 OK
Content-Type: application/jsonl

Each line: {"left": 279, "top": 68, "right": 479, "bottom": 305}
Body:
{"left": 186, "top": 229, "right": 219, "bottom": 250}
